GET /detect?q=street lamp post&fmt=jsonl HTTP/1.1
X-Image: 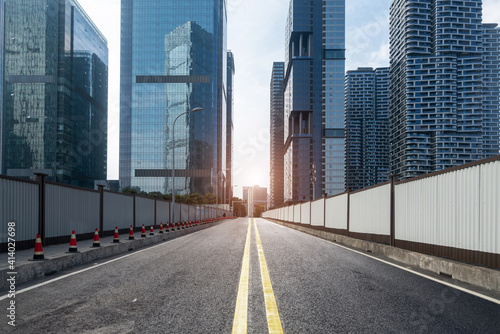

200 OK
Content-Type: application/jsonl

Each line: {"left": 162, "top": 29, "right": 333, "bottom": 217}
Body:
{"left": 170, "top": 107, "right": 203, "bottom": 226}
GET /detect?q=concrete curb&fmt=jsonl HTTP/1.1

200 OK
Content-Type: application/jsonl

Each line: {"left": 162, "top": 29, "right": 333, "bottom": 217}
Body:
{"left": 266, "top": 219, "right": 500, "bottom": 293}
{"left": 1, "top": 221, "right": 226, "bottom": 291}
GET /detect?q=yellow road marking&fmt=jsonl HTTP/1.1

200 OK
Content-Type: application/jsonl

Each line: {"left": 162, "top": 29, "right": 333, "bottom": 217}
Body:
{"left": 232, "top": 220, "right": 252, "bottom": 334}
{"left": 253, "top": 219, "right": 284, "bottom": 334}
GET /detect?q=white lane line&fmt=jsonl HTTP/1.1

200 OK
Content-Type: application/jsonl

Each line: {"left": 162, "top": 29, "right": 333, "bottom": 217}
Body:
{"left": 261, "top": 219, "right": 500, "bottom": 305}
{"left": 0, "top": 234, "right": 192, "bottom": 301}
{"left": 308, "top": 233, "right": 500, "bottom": 305}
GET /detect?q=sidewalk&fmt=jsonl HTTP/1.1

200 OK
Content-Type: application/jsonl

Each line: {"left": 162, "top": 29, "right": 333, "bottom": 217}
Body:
{"left": 1, "top": 220, "right": 231, "bottom": 291}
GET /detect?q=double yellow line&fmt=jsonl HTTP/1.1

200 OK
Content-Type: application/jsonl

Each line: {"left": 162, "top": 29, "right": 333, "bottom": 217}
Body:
{"left": 232, "top": 219, "right": 283, "bottom": 334}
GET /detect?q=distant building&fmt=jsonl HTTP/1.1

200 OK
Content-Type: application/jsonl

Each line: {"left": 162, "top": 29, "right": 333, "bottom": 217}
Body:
{"left": 1, "top": 0, "right": 108, "bottom": 189}
{"left": 283, "top": 0, "right": 346, "bottom": 203}
{"left": 345, "top": 67, "right": 390, "bottom": 191}
{"left": 269, "top": 62, "right": 285, "bottom": 208}
{"left": 390, "top": 0, "right": 500, "bottom": 180}
{"left": 244, "top": 185, "right": 268, "bottom": 217}
{"left": 120, "top": 0, "right": 229, "bottom": 198}
{"left": 0, "top": 0, "right": 4, "bottom": 173}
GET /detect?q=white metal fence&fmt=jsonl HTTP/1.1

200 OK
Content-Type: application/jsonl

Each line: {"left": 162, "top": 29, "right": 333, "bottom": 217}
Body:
{"left": 263, "top": 156, "right": 500, "bottom": 268}
{"left": 0, "top": 175, "right": 233, "bottom": 251}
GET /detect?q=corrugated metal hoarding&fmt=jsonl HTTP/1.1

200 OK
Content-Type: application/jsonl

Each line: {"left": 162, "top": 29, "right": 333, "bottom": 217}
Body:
{"left": 156, "top": 200, "right": 170, "bottom": 225}
{"left": 136, "top": 197, "right": 155, "bottom": 228}
{"left": 311, "top": 199, "right": 324, "bottom": 226}
{"left": 103, "top": 192, "right": 133, "bottom": 230}
{"left": 325, "top": 194, "right": 347, "bottom": 230}
{"left": 0, "top": 177, "right": 38, "bottom": 243}
{"left": 349, "top": 184, "right": 390, "bottom": 236}
{"left": 45, "top": 184, "right": 99, "bottom": 238}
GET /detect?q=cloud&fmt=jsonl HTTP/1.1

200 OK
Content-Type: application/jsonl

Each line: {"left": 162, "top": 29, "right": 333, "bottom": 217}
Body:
{"left": 483, "top": 0, "right": 500, "bottom": 24}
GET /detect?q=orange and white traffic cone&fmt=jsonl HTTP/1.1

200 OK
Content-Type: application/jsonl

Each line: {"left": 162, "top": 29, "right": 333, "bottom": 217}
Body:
{"left": 150, "top": 225, "right": 154, "bottom": 235}
{"left": 68, "top": 231, "right": 78, "bottom": 252}
{"left": 113, "top": 226, "right": 120, "bottom": 243}
{"left": 129, "top": 225, "right": 135, "bottom": 240}
{"left": 166, "top": 222, "right": 170, "bottom": 232}
{"left": 141, "top": 224, "right": 146, "bottom": 237}
{"left": 159, "top": 222, "right": 164, "bottom": 234}
{"left": 33, "top": 234, "right": 44, "bottom": 260}
{"left": 92, "top": 228, "right": 100, "bottom": 247}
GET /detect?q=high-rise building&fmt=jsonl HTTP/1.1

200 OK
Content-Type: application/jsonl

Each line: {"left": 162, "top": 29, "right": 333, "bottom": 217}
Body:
{"left": 283, "top": 0, "right": 346, "bottom": 203}
{"left": 269, "top": 62, "right": 284, "bottom": 208}
{"left": 345, "top": 67, "right": 390, "bottom": 191}
{"left": 120, "top": 0, "right": 228, "bottom": 197}
{"left": 226, "top": 51, "right": 235, "bottom": 203}
{"left": 1, "top": 0, "right": 108, "bottom": 188}
{"left": 390, "top": 0, "right": 500, "bottom": 180}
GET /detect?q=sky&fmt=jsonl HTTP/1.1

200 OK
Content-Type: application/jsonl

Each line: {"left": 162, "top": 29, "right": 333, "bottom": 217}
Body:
{"left": 77, "top": 0, "right": 500, "bottom": 198}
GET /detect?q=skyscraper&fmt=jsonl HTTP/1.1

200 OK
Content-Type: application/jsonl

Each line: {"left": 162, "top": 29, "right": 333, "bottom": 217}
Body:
{"left": 390, "top": 0, "right": 500, "bottom": 180}
{"left": 226, "top": 51, "right": 235, "bottom": 203}
{"left": 0, "top": 0, "right": 4, "bottom": 173}
{"left": 1, "top": 0, "right": 108, "bottom": 188}
{"left": 283, "top": 0, "right": 345, "bottom": 203}
{"left": 345, "top": 67, "right": 390, "bottom": 191}
{"left": 269, "top": 62, "right": 284, "bottom": 208}
{"left": 120, "top": 0, "right": 228, "bottom": 196}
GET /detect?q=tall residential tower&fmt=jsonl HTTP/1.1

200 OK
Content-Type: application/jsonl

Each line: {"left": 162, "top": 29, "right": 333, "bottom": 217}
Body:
{"left": 389, "top": 0, "right": 500, "bottom": 179}
{"left": 270, "top": 62, "right": 284, "bottom": 208}
{"left": 1, "top": 0, "right": 108, "bottom": 188}
{"left": 284, "top": 0, "right": 346, "bottom": 203}
{"left": 120, "top": 0, "right": 229, "bottom": 196}
{"left": 345, "top": 67, "right": 390, "bottom": 191}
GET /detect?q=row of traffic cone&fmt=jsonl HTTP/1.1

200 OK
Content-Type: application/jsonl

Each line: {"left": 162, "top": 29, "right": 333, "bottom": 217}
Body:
{"left": 32, "top": 219, "right": 218, "bottom": 260}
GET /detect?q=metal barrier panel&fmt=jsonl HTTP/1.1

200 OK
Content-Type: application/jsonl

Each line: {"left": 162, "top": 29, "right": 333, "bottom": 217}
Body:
{"left": 283, "top": 206, "right": 288, "bottom": 221}
{"left": 288, "top": 206, "right": 294, "bottom": 222}
{"left": 300, "top": 202, "right": 310, "bottom": 225}
{"left": 480, "top": 160, "right": 499, "bottom": 254}
{"left": 136, "top": 197, "right": 155, "bottom": 228}
{"left": 311, "top": 199, "right": 324, "bottom": 226}
{"left": 180, "top": 204, "right": 189, "bottom": 221}
{"left": 325, "top": 194, "right": 347, "bottom": 230}
{"left": 173, "top": 203, "right": 181, "bottom": 222}
{"left": 350, "top": 184, "right": 390, "bottom": 236}
{"left": 45, "top": 184, "right": 99, "bottom": 238}
{"left": 103, "top": 192, "right": 133, "bottom": 230}
{"left": 156, "top": 200, "right": 170, "bottom": 225}
{"left": 293, "top": 205, "right": 301, "bottom": 223}
{"left": 0, "top": 178, "right": 38, "bottom": 243}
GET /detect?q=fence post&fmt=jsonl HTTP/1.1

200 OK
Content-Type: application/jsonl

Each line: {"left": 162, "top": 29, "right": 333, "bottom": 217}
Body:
{"left": 98, "top": 185, "right": 104, "bottom": 237}
{"left": 390, "top": 175, "right": 396, "bottom": 247}
{"left": 347, "top": 187, "right": 351, "bottom": 237}
{"left": 35, "top": 173, "right": 47, "bottom": 246}
{"left": 133, "top": 194, "right": 136, "bottom": 229}
{"left": 154, "top": 198, "right": 157, "bottom": 227}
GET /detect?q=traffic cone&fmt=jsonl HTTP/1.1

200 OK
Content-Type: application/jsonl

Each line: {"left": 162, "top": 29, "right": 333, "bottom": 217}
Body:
{"left": 113, "top": 226, "right": 120, "bottom": 243}
{"left": 150, "top": 225, "right": 154, "bottom": 235}
{"left": 166, "top": 222, "right": 170, "bottom": 232}
{"left": 182, "top": 222, "right": 185, "bottom": 229}
{"left": 141, "top": 224, "right": 146, "bottom": 237}
{"left": 92, "top": 228, "right": 100, "bottom": 247}
{"left": 129, "top": 225, "right": 134, "bottom": 240}
{"left": 33, "top": 234, "right": 44, "bottom": 260}
{"left": 177, "top": 222, "right": 180, "bottom": 230}
{"left": 159, "top": 222, "right": 164, "bottom": 233}
{"left": 68, "top": 231, "right": 78, "bottom": 252}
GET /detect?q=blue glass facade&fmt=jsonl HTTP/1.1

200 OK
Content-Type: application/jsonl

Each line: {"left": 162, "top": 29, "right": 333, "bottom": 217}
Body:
{"left": 1, "top": 0, "right": 108, "bottom": 188}
{"left": 226, "top": 51, "right": 235, "bottom": 202}
{"left": 120, "top": 0, "right": 228, "bottom": 195}
{"left": 284, "top": 0, "right": 345, "bottom": 203}
{"left": 345, "top": 67, "right": 390, "bottom": 191}
{"left": 390, "top": 0, "right": 500, "bottom": 179}
{"left": 0, "top": 0, "right": 4, "bottom": 173}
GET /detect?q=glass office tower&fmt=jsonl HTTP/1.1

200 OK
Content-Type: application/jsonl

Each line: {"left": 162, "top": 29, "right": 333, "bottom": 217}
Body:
{"left": 1, "top": 0, "right": 108, "bottom": 188}
{"left": 269, "top": 62, "right": 285, "bottom": 208}
{"left": 284, "top": 0, "right": 345, "bottom": 203}
{"left": 120, "top": 0, "right": 228, "bottom": 195}
{"left": 390, "top": 0, "right": 500, "bottom": 180}
{"left": 345, "top": 67, "right": 390, "bottom": 191}
{"left": 0, "top": 0, "right": 4, "bottom": 173}
{"left": 226, "top": 51, "right": 235, "bottom": 202}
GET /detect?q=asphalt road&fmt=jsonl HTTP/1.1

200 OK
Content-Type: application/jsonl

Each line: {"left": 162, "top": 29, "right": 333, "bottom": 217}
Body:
{"left": 1, "top": 218, "right": 499, "bottom": 333}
